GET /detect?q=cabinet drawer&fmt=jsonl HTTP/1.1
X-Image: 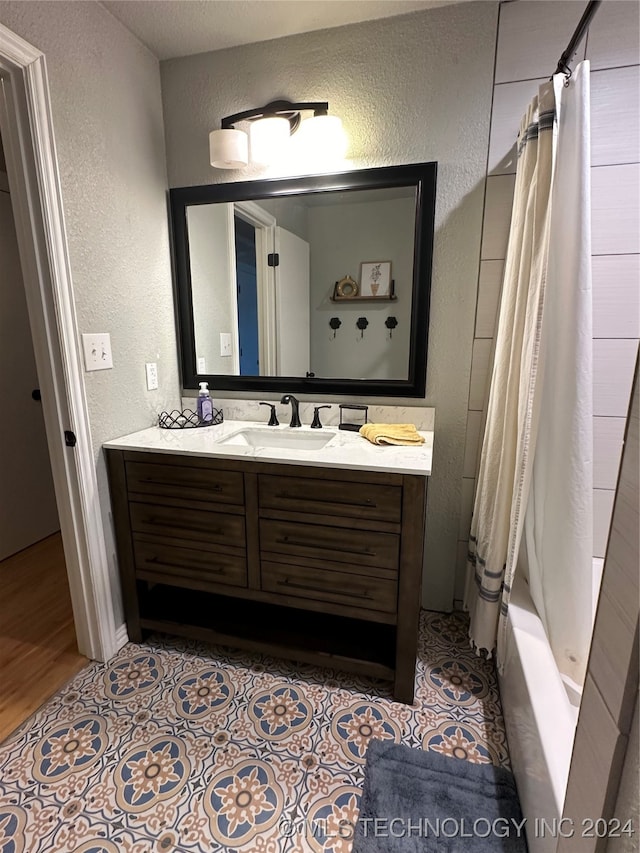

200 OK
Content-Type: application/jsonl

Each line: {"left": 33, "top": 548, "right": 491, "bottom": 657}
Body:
{"left": 134, "top": 538, "right": 246, "bottom": 588}
{"left": 130, "top": 502, "right": 246, "bottom": 548}
{"left": 260, "top": 518, "right": 399, "bottom": 570}
{"left": 126, "top": 461, "right": 243, "bottom": 506}
{"left": 259, "top": 474, "right": 401, "bottom": 522}
{"left": 262, "top": 561, "right": 397, "bottom": 613}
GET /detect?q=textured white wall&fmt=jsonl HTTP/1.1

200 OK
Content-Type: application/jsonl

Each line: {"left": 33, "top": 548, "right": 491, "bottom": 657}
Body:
{"left": 161, "top": 1, "right": 499, "bottom": 610}
{"left": 0, "top": 1, "right": 180, "bottom": 624}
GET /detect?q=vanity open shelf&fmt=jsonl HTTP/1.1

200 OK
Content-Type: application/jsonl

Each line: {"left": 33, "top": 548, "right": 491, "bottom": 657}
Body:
{"left": 106, "top": 445, "right": 427, "bottom": 703}
{"left": 137, "top": 585, "right": 397, "bottom": 678}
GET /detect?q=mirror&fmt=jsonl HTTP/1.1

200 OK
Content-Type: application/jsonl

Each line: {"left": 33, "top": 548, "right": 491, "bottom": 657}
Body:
{"left": 170, "top": 162, "right": 436, "bottom": 397}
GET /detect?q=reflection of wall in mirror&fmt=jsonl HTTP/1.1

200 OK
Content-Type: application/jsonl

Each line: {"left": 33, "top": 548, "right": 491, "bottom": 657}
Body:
{"left": 258, "top": 197, "right": 309, "bottom": 242}
{"left": 187, "top": 203, "right": 236, "bottom": 376}
{"left": 309, "top": 195, "right": 415, "bottom": 380}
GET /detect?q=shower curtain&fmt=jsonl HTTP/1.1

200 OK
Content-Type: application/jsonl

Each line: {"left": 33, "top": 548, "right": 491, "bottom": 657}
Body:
{"left": 465, "top": 63, "right": 593, "bottom": 684}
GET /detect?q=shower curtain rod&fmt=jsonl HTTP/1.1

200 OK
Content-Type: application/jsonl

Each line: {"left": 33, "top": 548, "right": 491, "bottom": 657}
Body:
{"left": 554, "top": 0, "right": 602, "bottom": 76}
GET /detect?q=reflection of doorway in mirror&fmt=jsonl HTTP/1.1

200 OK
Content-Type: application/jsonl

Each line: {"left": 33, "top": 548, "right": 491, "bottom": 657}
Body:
{"left": 234, "top": 216, "right": 260, "bottom": 375}
{"left": 233, "top": 200, "right": 277, "bottom": 376}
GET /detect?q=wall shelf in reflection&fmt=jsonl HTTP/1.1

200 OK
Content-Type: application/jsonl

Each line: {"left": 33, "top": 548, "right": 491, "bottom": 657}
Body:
{"left": 331, "top": 278, "right": 396, "bottom": 302}
{"left": 330, "top": 294, "right": 397, "bottom": 303}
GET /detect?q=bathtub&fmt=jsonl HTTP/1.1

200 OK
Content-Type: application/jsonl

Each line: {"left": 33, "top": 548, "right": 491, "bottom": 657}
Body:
{"left": 499, "top": 573, "right": 580, "bottom": 853}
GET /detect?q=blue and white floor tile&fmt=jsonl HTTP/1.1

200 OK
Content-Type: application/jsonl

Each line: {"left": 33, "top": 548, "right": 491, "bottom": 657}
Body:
{"left": 0, "top": 611, "right": 509, "bottom": 852}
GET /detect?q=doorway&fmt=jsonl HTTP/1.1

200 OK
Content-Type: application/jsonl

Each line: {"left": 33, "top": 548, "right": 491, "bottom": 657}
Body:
{"left": 0, "top": 134, "right": 58, "bottom": 560}
{"left": 0, "top": 24, "right": 119, "bottom": 679}
{"left": 230, "top": 202, "right": 311, "bottom": 377}
{"left": 0, "top": 131, "right": 87, "bottom": 741}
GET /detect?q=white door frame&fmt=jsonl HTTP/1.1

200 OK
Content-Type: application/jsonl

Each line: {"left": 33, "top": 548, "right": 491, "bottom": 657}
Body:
{"left": 0, "top": 24, "right": 119, "bottom": 661}
{"left": 223, "top": 204, "right": 242, "bottom": 376}
{"left": 234, "top": 201, "right": 277, "bottom": 375}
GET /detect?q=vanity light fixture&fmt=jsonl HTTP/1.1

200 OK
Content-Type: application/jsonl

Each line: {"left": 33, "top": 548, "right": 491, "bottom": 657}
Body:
{"left": 209, "top": 99, "right": 347, "bottom": 170}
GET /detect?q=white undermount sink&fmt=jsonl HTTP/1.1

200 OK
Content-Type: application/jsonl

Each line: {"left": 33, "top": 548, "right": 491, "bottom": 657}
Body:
{"left": 217, "top": 427, "right": 336, "bottom": 451}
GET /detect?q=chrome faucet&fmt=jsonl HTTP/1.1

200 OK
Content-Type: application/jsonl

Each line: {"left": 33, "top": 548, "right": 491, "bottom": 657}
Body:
{"left": 280, "top": 394, "right": 301, "bottom": 428}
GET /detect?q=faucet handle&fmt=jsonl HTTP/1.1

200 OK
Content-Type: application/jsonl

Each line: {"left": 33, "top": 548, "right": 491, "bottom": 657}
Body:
{"left": 311, "top": 405, "right": 331, "bottom": 429}
{"left": 259, "top": 402, "right": 279, "bottom": 426}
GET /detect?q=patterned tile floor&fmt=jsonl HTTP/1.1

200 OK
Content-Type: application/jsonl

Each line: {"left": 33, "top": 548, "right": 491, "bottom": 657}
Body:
{"left": 0, "top": 611, "right": 509, "bottom": 853}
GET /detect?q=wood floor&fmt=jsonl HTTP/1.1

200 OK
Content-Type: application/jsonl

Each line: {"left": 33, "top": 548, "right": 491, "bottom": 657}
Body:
{"left": 0, "top": 533, "right": 88, "bottom": 743}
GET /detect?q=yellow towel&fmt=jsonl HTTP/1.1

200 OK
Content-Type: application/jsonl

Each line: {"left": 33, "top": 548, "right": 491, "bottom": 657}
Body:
{"left": 359, "top": 423, "right": 425, "bottom": 446}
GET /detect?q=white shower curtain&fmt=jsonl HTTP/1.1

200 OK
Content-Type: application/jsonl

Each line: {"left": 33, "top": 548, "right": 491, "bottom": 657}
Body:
{"left": 465, "top": 63, "right": 593, "bottom": 684}
{"left": 523, "top": 64, "right": 593, "bottom": 686}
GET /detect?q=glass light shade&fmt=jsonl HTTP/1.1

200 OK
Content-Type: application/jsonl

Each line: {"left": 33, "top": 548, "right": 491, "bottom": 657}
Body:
{"left": 296, "top": 115, "right": 348, "bottom": 163}
{"left": 249, "top": 116, "right": 290, "bottom": 166}
{"left": 209, "top": 128, "right": 249, "bottom": 169}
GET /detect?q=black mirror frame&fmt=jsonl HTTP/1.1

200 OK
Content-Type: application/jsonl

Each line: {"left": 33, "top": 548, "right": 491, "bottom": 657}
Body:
{"left": 169, "top": 161, "right": 437, "bottom": 398}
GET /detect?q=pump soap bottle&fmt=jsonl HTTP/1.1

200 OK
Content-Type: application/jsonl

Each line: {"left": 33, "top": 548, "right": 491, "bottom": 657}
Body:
{"left": 197, "top": 381, "right": 214, "bottom": 424}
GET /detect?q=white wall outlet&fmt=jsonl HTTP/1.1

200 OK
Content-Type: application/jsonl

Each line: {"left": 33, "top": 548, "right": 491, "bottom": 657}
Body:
{"left": 145, "top": 362, "right": 158, "bottom": 391}
{"left": 220, "top": 332, "right": 232, "bottom": 357}
{"left": 82, "top": 333, "right": 113, "bottom": 371}
{"left": 197, "top": 357, "right": 206, "bottom": 373}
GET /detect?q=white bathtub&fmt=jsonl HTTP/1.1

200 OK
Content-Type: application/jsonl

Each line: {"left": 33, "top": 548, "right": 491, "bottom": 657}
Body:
{"left": 499, "top": 574, "right": 580, "bottom": 853}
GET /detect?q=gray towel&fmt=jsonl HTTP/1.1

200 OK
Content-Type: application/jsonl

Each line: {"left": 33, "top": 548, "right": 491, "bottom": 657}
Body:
{"left": 352, "top": 739, "right": 528, "bottom": 852}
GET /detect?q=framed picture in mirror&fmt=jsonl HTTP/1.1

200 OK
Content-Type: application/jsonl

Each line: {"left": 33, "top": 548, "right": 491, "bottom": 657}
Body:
{"left": 360, "top": 261, "right": 392, "bottom": 298}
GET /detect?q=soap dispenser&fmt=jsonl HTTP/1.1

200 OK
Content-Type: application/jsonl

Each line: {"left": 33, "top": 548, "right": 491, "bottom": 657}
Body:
{"left": 197, "top": 381, "right": 214, "bottom": 423}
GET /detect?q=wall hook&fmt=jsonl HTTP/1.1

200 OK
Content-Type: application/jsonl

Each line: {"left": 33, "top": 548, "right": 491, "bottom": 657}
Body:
{"left": 385, "top": 316, "right": 398, "bottom": 338}
{"left": 356, "top": 317, "right": 369, "bottom": 338}
{"left": 329, "top": 317, "right": 342, "bottom": 338}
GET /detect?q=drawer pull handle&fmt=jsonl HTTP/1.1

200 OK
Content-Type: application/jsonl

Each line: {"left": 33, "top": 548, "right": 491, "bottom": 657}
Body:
{"left": 148, "top": 519, "right": 224, "bottom": 536}
{"left": 148, "top": 556, "right": 225, "bottom": 575}
{"left": 275, "top": 536, "right": 374, "bottom": 557}
{"left": 277, "top": 577, "right": 373, "bottom": 600}
{"left": 276, "top": 492, "right": 377, "bottom": 509}
{"left": 141, "top": 479, "right": 223, "bottom": 493}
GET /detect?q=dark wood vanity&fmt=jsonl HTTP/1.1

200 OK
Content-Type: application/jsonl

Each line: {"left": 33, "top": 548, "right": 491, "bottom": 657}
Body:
{"left": 106, "top": 448, "right": 427, "bottom": 703}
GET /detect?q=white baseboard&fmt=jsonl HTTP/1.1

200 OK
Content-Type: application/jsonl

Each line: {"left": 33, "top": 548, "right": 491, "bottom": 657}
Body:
{"left": 115, "top": 623, "right": 130, "bottom": 650}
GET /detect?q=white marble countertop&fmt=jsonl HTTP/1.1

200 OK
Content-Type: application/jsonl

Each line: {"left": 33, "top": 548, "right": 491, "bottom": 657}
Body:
{"left": 103, "top": 419, "right": 433, "bottom": 476}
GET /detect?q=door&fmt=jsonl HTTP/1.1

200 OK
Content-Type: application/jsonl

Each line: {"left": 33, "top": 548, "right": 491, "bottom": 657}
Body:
{"left": 275, "top": 227, "right": 310, "bottom": 376}
{"left": 234, "top": 215, "right": 260, "bottom": 375}
{"left": 0, "top": 181, "right": 59, "bottom": 560}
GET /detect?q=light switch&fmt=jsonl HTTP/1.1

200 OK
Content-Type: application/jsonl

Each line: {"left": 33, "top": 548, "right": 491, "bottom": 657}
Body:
{"left": 145, "top": 362, "right": 158, "bottom": 391}
{"left": 197, "top": 357, "right": 206, "bottom": 373}
{"left": 220, "top": 333, "right": 232, "bottom": 357}
{"left": 82, "top": 333, "right": 113, "bottom": 371}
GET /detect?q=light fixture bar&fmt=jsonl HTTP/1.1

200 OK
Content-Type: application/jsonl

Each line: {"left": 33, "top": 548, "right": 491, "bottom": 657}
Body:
{"left": 210, "top": 98, "right": 345, "bottom": 170}
{"left": 221, "top": 100, "right": 329, "bottom": 133}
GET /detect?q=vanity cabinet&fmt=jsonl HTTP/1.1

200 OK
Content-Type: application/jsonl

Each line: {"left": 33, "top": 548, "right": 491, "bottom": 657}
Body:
{"left": 106, "top": 449, "right": 427, "bottom": 703}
